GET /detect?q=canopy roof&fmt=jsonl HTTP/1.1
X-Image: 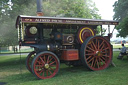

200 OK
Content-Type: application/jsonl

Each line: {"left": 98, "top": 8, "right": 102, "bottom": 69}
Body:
{"left": 16, "top": 15, "right": 119, "bottom": 28}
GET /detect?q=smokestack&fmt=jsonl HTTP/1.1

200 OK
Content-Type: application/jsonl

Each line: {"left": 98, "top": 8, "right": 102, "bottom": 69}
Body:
{"left": 36, "top": 0, "right": 43, "bottom": 16}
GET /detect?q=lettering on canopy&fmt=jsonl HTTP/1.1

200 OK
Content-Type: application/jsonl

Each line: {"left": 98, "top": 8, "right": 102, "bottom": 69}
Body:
{"left": 21, "top": 17, "right": 118, "bottom": 25}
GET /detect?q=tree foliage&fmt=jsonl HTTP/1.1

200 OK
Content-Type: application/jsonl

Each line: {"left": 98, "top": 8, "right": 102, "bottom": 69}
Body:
{"left": 113, "top": 0, "right": 128, "bottom": 37}
{"left": 43, "top": 0, "right": 100, "bottom": 19}
{"left": 116, "top": 16, "right": 128, "bottom": 37}
{"left": 0, "top": 0, "right": 34, "bottom": 46}
{"left": 23, "top": 0, "right": 101, "bottom": 19}
{"left": 0, "top": 0, "right": 101, "bottom": 46}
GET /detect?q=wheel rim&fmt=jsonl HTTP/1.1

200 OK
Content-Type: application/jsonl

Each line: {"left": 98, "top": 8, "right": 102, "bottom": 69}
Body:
{"left": 77, "top": 27, "right": 94, "bottom": 44}
{"left": 32, "top": 51, "right": 60, "bottom": 79}
{"left": 26, "top": 51, "right": 36, "bottom": 72}
{"left": 81, "top": 36, "right": 112, "bottom": 71}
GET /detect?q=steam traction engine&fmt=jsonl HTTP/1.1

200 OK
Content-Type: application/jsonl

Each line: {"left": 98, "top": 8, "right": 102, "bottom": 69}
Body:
{"left": 16, "top": 15, "right": 118, "bottom": 79}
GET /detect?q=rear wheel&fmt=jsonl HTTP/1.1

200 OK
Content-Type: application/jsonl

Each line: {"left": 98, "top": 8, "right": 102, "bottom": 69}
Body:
{"left": 32, "top": 51, "right": 60, "bottom": 79}
{"left": 80, "top": 36, "right": 112, "bottom": 71}
{"left": 26, "top": 51, "right": 36, "bottom": 72}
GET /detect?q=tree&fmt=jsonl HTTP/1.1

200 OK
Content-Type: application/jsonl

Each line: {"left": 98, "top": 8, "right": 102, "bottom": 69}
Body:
{"left": 0, "top": 0, "right": 101, "bottom": 46}
{"left": 116, "top": 16, "right": 128, "bottom": 37}
{"left": 0, "top": 0, "right": 34, "bottom": 46}
{"left": 22, "top": 0, "right": 101, "bottom": 19}
{"left": 43, "top": 0, "right": 101, "bottom": 19}
{"left": 113, "top": 0, "right": 128, "bottom": 37}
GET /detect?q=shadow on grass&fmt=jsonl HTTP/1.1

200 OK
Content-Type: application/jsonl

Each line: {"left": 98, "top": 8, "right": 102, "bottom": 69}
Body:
{"left": 0, "top": 57, "right": 26, "bottom": 68}
{"left": 0, "top": 82, "right": 6, "bottom": 85}
{"left": 5, "top": 72, "right": 36, "bottom": 85}
{"left": 5, "top": 64, "right": 90, "bottom": 84}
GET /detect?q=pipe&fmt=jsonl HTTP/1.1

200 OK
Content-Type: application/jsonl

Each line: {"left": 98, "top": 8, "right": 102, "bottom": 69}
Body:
{"left": 36, "top": 0, "right": 43, "bottom": 16}
{"left": 30, "top": 44, "right": 60, "bottom": 52}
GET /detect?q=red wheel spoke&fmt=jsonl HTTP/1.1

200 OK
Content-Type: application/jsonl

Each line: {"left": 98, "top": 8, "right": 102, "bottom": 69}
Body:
{"left": 86, "top": 56, "right": 92, "bottom": 61}
{"left": 99, "top": 58, "right": 106, "bottom": 65}
{"left": 40, "top": 57, "right": 45, "bottom": 64}
{"left": 92, "top": 41, "right": 97, "bottom": 50}
{"left": 100, "top": 44, "right": 105, "bottom": 50}
{"left": 90, "top": 43, "right": 94, "bottom": 50}
{"left": 102, "top": 47, "right": 109, "bottom": 51}
{"left": 96, "top": 58, "right": 99, "bottom": 68}
{"left": 103, "top": 55, "right": 109, "bottom": 58}
{"left": 87, "top": 57, "right": 94, "bottom": 63}
{"left": 91, "top": 57, "right": 94, "bottom": 67}
{"left": 87, "top": 46, "right": 95, "bottom": 52}
{"left": 99, "top": 41, "right": 104, "bottom": 48}
{"left": 47, "top": 55, "right": 50, "bottom": 64}
{"left": 38, "top": 70, "right": 43, "bottom": 74}
{"left": 36, "top": 61, "right": 41, "bottom": 64}
{"left": 44, "top": 55, "right": 46, "bottom": 63}
{"left": 101, "top": 56, "right": 106, "bottom": 60}
{"left": 49, "top": 61, "right": 56, "bottom": 65}
{"left": 48, "top": 69, "right": 53, "bottom": 75}
{"left": 98, "top": 58, "right": 101, "bottom": 66}
{"left": 49, "top": 67, "right": 55, "bottom": 71}
{"left": 94, "top": 58, "right": 97, "bottom": 67}
{"left": 98, "top": 40, "right": 100, "bottom": 50}
{"left": 42, "top": 71, "right": 45, "bottom": 77}
{"left": 47, "top": 57, "right": 53, "bottom": 64}
{"left": 46, "top": 70, "right": 49, "bottom": 76}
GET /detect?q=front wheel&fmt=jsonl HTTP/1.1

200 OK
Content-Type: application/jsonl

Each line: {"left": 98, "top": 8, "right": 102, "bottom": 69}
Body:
{"left": 31, "top": 51, "right": 60, "bottom": 79}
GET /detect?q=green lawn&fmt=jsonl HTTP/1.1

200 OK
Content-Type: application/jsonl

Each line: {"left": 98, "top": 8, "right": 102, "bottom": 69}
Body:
{"left": 0, "top": 52, "right": 128, "bottom": 85}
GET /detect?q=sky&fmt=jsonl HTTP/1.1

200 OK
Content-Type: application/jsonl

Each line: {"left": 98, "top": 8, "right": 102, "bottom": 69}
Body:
{"left": 93, "top": 0, "right": 117, "bottom": 20}
{"left": 92, "top": 0, "right": 125, "bottom": 41}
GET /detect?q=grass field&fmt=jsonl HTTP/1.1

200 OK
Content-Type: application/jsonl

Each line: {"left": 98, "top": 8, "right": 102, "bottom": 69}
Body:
{"left": 0, "top": 52, "right": 128, "bottom": 85}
